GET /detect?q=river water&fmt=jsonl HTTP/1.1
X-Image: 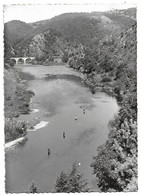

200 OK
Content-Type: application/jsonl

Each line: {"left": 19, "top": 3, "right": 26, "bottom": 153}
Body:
{"left": 5, "top": 65, "right": 119, "bottom": 193}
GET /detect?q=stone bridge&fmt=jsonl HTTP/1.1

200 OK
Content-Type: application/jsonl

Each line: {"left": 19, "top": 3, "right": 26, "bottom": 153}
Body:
{"left": 10, "top": 57, "right": 35, "bottom": 64}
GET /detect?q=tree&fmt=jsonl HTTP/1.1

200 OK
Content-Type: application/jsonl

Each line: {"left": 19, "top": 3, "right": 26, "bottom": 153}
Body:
{"left": 28, "top": 183, "right": 38, "bottom": 193}
{"left": 91, "top": 116, "right": 137, "bottom": 192}
{"left": 62, "top": 52, "right": 69, "bottom": 63}
{"left": 55, "top": 162, "right": 88, "bottom": 192}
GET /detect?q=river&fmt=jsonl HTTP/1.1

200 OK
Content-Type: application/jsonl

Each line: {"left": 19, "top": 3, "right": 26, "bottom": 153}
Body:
{"left": 5, "top": 65, "right": 119, "bottom": 193}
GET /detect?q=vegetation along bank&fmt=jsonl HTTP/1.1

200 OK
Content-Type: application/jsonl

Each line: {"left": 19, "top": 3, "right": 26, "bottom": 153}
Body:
{"left": 4, "top": 66, "right": 34, "bottom": 143}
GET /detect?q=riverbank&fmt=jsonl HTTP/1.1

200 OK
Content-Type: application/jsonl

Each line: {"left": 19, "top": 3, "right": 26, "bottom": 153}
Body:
{"left": 5, "top": 136, "right": 26, "bottom": 149}
{"left": 66, "top": 64, "right": 122, "bottom": 102}
{"left": 84, "top": 76, "right": 122, "bottom": 100}
{"left": 4, "top": 66, "right": 34, "bottom": 143}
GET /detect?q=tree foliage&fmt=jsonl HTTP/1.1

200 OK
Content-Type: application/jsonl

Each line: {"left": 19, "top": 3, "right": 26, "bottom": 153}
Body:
{"left": 91, "top": 116, "right": 137, "bottom": 192}
{"left": 90, "top": 22, "right": 137, "bottom": 192}
{"left": 55, "top": 162, "right": 88, "bottom": 192}
{"left": 5, "top": 118, "right": 27, "bottom": 143}
{"left": 91, "top": 80, "right": 137, "bottom": 192}
{"left": 28, "top": 183, "right": 38, "bottom": 193}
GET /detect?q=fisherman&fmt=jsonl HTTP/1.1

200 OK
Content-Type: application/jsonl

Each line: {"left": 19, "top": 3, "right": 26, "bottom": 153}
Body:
{"left": 83, "top": 109, "right": 85, "bottom": 114}
{"left": 75, "top": 116, "right": 77, "bottom": 120}
{"left": 48, "top": 148, "right": 50, "bottom": 156}
{"left": 63, "top": 132, "right": 65, "bottom": 139}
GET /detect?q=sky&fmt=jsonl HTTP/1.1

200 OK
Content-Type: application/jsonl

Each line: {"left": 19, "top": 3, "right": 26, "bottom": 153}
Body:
{"left": 3, "top": 0, "right": 137, "bottom": 23}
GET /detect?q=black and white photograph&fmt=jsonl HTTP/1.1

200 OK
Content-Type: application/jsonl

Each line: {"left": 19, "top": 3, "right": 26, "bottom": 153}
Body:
{"left": 1, "top": 0, "right": 139, "bottom": 193}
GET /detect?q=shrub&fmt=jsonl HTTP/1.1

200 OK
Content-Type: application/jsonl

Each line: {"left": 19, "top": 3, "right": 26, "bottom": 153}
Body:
{"left": 28, "top": 183, "right": 38, "bottom": 193}
{"left": 5, "top": 118, "right": 27, "bottom": 143}
{"left": 55, "top": 162, "right": 88, "bottom": 192}
{"left": 102, "top": 76, "right": 112, "bottom": 82}
{"left": 62, "top": 53, "right": 69, "bottom": 63}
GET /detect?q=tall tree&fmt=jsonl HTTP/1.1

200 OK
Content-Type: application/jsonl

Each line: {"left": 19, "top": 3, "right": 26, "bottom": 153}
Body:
{"left": 55, "top": 162, "right": 88, "bottom": 192}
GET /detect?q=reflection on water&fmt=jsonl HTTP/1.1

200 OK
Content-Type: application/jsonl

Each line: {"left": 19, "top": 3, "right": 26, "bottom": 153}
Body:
{"left": 6, "top": 65, "right": 119, "bottom": 193}
{"left": 18, "top": 71, "right": 35, "bottom": 80}
{"left": 73, "top": 127, "right": 96, "bottom": 146}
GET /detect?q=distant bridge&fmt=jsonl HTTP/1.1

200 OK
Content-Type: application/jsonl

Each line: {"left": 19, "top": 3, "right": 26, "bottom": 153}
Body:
{"left": 10, "top": 57, "right": 35, "bottom": 64}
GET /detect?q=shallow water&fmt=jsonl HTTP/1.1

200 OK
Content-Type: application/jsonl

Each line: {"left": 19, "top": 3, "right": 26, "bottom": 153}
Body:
{"left": 5, "top": 65, "right": 119, "bottom": 193}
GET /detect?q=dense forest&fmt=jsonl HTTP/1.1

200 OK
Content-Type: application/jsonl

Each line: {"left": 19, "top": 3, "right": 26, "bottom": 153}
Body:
{"left": 4, "top": 7, "right": 137, "bottom": 192}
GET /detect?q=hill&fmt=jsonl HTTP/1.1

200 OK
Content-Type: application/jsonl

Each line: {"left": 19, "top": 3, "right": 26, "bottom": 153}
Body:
{"left": 4, "top": 8, "right": 136, "bottom": 60}
{"left": 4, "top": 20, "right": 33, "bottom": 45}
{"left": 4, "top": 20, "right": 34, "bottom": 58}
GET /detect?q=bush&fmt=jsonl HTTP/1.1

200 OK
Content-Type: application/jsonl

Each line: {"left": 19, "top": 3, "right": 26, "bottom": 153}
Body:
{"left": 62, "top": 53, "right": 69, "bottom": 63}
{"left": 5, "top": 118, "right": 27, "bottom": 143}
{"left": 102, "top": 76, "right": 112, "bottom": 82}
{"left": 28, "top": 183, "right": 38, "bottom": 193}
{"left": 55, "top": 162, "right": 88, "bottom": 192}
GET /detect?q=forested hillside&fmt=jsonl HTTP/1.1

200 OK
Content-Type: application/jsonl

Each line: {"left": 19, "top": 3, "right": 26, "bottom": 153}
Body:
{"left": 69, "top": 23, "right": 136, "bottom": 94}
{"left": 90, "top": 24, "right": 137, "bottom": 192}
{"left": 4, "top": 20, "right": 33, "bottom": 45}
{"left": 4, "top": 20, "right": 34, "bottom": 58}
{"left": 4, "top": 8, "right": 136, "bottom": 60}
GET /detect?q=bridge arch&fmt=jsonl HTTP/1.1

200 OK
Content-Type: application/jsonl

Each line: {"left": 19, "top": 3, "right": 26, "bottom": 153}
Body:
{"left": 25, "top": 57, "right": 34, "bottom": 63}
{"left": 10, "top": 58, "right": 17, "bottom": 64}
{"left": 18, "top": 58, "right": 24, "bottom": 64}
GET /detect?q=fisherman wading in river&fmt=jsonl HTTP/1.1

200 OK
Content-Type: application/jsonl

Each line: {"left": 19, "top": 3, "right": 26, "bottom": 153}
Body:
{"left": 63, "top": 132, "right": 65, "bottom": 139}
{"left": 48, "top": 148, "right": 50, "bottom": 156}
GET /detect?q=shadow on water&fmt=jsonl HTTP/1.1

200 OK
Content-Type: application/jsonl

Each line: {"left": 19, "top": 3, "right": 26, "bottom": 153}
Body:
{"left": 44, "top": 74, "right": 83, "bottom": 83}
{"left": 73, "top": 128, "right": 96, "bottom": 146}
{"left": 18, "top": 72, "right": 35, "bottom": 80}
{"left": 18, "top": 72, "right": 84, "bottom": 86}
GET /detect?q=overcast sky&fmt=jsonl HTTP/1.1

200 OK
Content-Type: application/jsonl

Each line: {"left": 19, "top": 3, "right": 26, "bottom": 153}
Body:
{"left": 3, "top": 0, "right": 137, "bottom": 23}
